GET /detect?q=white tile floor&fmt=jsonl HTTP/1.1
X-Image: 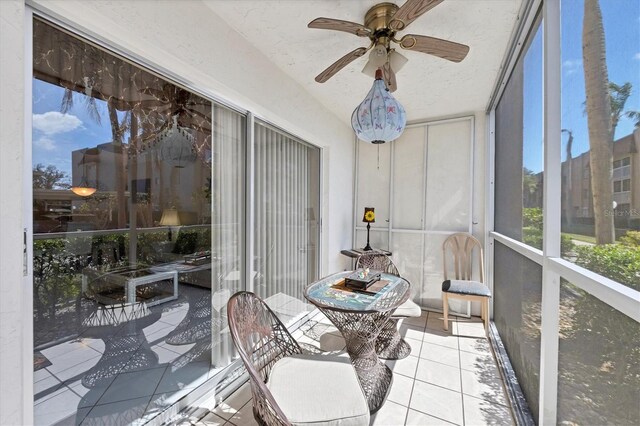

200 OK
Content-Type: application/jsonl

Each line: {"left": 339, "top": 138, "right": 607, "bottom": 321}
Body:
{"left": 192, "top": 310, "right": 515, "bottom": 426}
{"left": 33, "top": 284, "right": 217, "bottom": 426}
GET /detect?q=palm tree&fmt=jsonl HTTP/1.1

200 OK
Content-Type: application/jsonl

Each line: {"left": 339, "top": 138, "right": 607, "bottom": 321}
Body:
{"left": 582, "top": 0, "right": 615, "bottom": 244}
{"left": 626, "top": 111, "right": 640, "bottom": 128}
{"left": 609, "top": 82, "right": 633, "bottom": 136}
{"left": 561, "top": 129, "right": 574, "bottom": 228}
{"left": 107, "top": 101, "right": 131, "bottom": 229}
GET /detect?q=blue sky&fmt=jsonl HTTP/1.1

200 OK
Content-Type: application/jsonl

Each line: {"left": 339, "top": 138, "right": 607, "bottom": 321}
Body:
{"left": 32, "top": 81, "right": 116, "bottom": 182}
{"left": 523, "top": 0, "right": 640, "bottom": 173}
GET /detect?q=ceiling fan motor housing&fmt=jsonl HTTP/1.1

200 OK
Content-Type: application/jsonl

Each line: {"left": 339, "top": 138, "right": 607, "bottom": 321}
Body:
{"left": 364, "top": 2, "right": 400, "bottom": 36}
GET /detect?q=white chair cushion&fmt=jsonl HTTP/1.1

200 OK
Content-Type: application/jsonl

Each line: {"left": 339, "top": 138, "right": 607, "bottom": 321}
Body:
{"left": 442, "top": 279, "right": 491, "bottom": 297}
{"left": 267, "top": 354, "right": 370, "bottom": 426}
{"left": 393, "top": 298, "right": 422, "bottom": 318}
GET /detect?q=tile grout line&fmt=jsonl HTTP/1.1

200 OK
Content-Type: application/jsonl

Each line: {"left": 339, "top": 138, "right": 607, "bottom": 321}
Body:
{"left": 456, "top": 317, "right": 467, "bottom": 426}
{"left": 407, "top": 311, "right": 461, "bottom": 426}
{"left": 403, "top": 312, "right": 427, "bottom": 425}
{"left": 141, "top": 364, "right": 172, "bottom": 418}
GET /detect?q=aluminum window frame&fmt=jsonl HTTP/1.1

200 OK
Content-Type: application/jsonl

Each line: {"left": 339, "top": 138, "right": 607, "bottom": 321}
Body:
{"left": 487, "top": 0, "right": 640, "bottom": 424}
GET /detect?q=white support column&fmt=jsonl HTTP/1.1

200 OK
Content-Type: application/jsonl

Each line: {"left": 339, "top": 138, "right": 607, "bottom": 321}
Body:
{"left": 245, "top": 112, "right": 255, "bottom": 292}
{"left": 486, "top": 110, "right": 496, "bottom": 318}
{"left": 539, "top": 0, "right": 562, "bottom": 423}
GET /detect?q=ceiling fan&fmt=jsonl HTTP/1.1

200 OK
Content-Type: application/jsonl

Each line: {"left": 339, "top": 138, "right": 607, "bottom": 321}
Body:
{"left": 308, "top": 0, "right": 469, "bottom": 91}
{"left": 138, "top": 83, "right": 211, "bottom": 129}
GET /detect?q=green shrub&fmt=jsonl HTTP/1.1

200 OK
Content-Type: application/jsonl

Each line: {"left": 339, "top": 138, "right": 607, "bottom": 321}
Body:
{"left": 523, "top": 222, "right": 574, "bottom": 256}
{"left": 172, "top": 227, "right": 211, "bottom": 255}
{"left": 619, "top": 230, "right": 640, "bottom": 247}
{"left": 523, "top": 226, "right": 542, "bottom": 250}
{"left": 561, "top": 234, "right": 575, "bottom": 256}
{"left": 523, "top": 207, "right": 543, "bottom": 229}
{"left": 575, "top": 244, "right": 640, "bottom": 291}
{"left": 135, "top": 231, "right": 168, "bottom": 264}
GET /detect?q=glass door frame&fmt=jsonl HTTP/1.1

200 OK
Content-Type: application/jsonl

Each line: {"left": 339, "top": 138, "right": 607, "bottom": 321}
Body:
{"left": 25, "top": 6, "right": 323, "bottom": 425}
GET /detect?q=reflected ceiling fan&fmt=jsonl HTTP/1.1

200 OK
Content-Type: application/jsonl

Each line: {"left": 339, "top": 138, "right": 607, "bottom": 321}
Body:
{"left": 308, "top": 0, "right": 469, "bottom": 92}
{"left": 138, "top": 84, "right": 210, "bottom": 127}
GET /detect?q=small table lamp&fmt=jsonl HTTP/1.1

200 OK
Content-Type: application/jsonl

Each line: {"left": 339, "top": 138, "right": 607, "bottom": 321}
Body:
{"left": 362, "top": 207, "right": 375, "bottom": 251}
{"left": 159, "top": 207, "right": 181, "bottom": 241}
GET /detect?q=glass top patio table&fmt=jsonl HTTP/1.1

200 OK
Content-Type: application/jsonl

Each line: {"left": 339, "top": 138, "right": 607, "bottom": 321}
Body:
{"left": 304, "top": 270, "right": 409, "bottom": 413}
{"left": 305, "top": 270, "right": 410, "bottom": 312}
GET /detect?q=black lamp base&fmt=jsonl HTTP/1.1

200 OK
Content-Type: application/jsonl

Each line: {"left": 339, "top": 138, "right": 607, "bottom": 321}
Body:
{"left": 363, "top": 222, "right": 372, "bottom": 251}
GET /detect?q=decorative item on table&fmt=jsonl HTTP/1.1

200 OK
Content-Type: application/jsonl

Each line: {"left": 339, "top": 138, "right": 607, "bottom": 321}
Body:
{"left": 345, "top": 268, "right": 381, "bottom": 290}
{"left": 362, "top": 207, "right": 375, "bottom": 251}
{"left": 184, "top": 250, "right": 211, "bottom": 265}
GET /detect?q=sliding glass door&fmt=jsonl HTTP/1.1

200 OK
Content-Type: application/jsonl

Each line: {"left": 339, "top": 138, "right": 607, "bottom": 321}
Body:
{"left": 253, "top": 121, "right": 321, "bottom": 324}
{"left": 32, "top": 18, "right": 245, "bottom": 425}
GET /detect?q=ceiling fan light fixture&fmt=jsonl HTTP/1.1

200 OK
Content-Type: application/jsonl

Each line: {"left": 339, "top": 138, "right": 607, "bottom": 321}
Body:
{"left": 388, "top": 50, "right": 408, "bottom": 73}
{"left": 362, "top": 43, "right": 388, "bottom": 77}
{"left": 351, "top": 69, "right": 406, "bottom": 144}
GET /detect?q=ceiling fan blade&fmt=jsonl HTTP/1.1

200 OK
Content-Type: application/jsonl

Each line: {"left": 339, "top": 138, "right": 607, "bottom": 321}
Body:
{"left": 399, "top": 34, "right": 469, "bottom": 62}
{"left": 382, "top": 63, "right": 398, "bottom": 93}
{"left": 389, "top": 0, "right": 444, "bottom": 31}
{"left": 315, "top": 47, "right": 369, "bottom": 83}
{"left": 308, "top": 18, "right": 371, "bottom": 37}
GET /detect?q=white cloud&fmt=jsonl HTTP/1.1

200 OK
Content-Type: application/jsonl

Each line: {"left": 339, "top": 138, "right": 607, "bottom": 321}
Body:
{"left": 634, "top": 52, "right": 640, "bottom": 60}
{"left": 32, "top": 111, "right": 82, "bottom": 135}
{"left": 562, "top": 59, "right": 582, "bottom": 75}
{"left": 34, "top": 136, "right": 56, "bottom": 151}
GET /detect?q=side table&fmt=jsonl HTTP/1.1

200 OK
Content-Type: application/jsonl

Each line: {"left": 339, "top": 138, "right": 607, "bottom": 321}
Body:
{"left": 82, "top": 267, "right": 178, "bottom": 307}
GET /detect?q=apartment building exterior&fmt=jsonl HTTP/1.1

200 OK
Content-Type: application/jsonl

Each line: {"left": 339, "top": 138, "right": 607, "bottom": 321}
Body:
{"left": 562, "top": 127, "right": 640, "bottom": 231}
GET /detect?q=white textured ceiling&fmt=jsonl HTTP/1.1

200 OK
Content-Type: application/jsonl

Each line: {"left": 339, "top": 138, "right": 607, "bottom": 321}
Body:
{"left": 203, "top": 0, "right": 522, "bottom": 124}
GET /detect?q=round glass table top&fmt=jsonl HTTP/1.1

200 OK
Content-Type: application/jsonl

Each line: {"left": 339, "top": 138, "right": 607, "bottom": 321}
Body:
{"left": 304, "top": 270, "right": 409, "bottom": 313}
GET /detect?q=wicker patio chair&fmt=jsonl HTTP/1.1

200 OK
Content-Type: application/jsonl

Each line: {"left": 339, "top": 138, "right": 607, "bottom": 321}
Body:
{"left": 355, "top": 253, "right": 421, "bottom": 359}
{"left": 227, "top": 291, "right": 370, "bottom": 426}
{"left": 442, "top": 233, "right": 491, "bottom": 334}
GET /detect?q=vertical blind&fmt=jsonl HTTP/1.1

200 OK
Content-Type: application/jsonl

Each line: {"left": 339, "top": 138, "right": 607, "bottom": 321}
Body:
{"left": 211, "top": 105, "right": 246, "bottom": 366}
{"left": 253, "top": 121, "right": 320, "bottom": 323}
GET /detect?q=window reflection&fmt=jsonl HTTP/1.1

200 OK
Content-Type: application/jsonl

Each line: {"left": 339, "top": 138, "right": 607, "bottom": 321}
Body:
{"left": 32, "top": 18, "right": 243, "bottom": 425}
{"left": 494, "top": 17, "right": 543, "bottom": 249}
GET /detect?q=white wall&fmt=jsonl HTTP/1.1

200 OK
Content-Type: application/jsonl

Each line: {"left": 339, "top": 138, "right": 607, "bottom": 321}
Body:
{"left": 0, "top": 1, "right": 30, "bottom": 424}
{"left": 353, "top": 111, "right": 487, "bottom": 314}
{"left": 0, "top": 1, "right": 355, "bottom": 423}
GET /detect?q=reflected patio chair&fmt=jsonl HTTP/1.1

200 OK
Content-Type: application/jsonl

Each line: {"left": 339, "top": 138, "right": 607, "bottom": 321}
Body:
{"left": 80, "top": 302, "right": 160, "bottom": 388}
{"left": 356, "top": 252, "right": 421, "bottom": 359}
{"left": 227, "top": 291, "right": 369, "bottom": 426}
{"left": 165, "top": 288, "right": 230, "bottom": 348}
{"left": 442, "top": 232, "right": 491, "bottom": 334}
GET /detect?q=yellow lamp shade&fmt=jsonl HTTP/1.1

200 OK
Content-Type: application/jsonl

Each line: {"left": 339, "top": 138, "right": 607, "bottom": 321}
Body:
{"left": 159, "top": 208, "right": 181, "bottom": 226}
{"left": 363, "top": 207, "right": 375, "bottom": 223}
